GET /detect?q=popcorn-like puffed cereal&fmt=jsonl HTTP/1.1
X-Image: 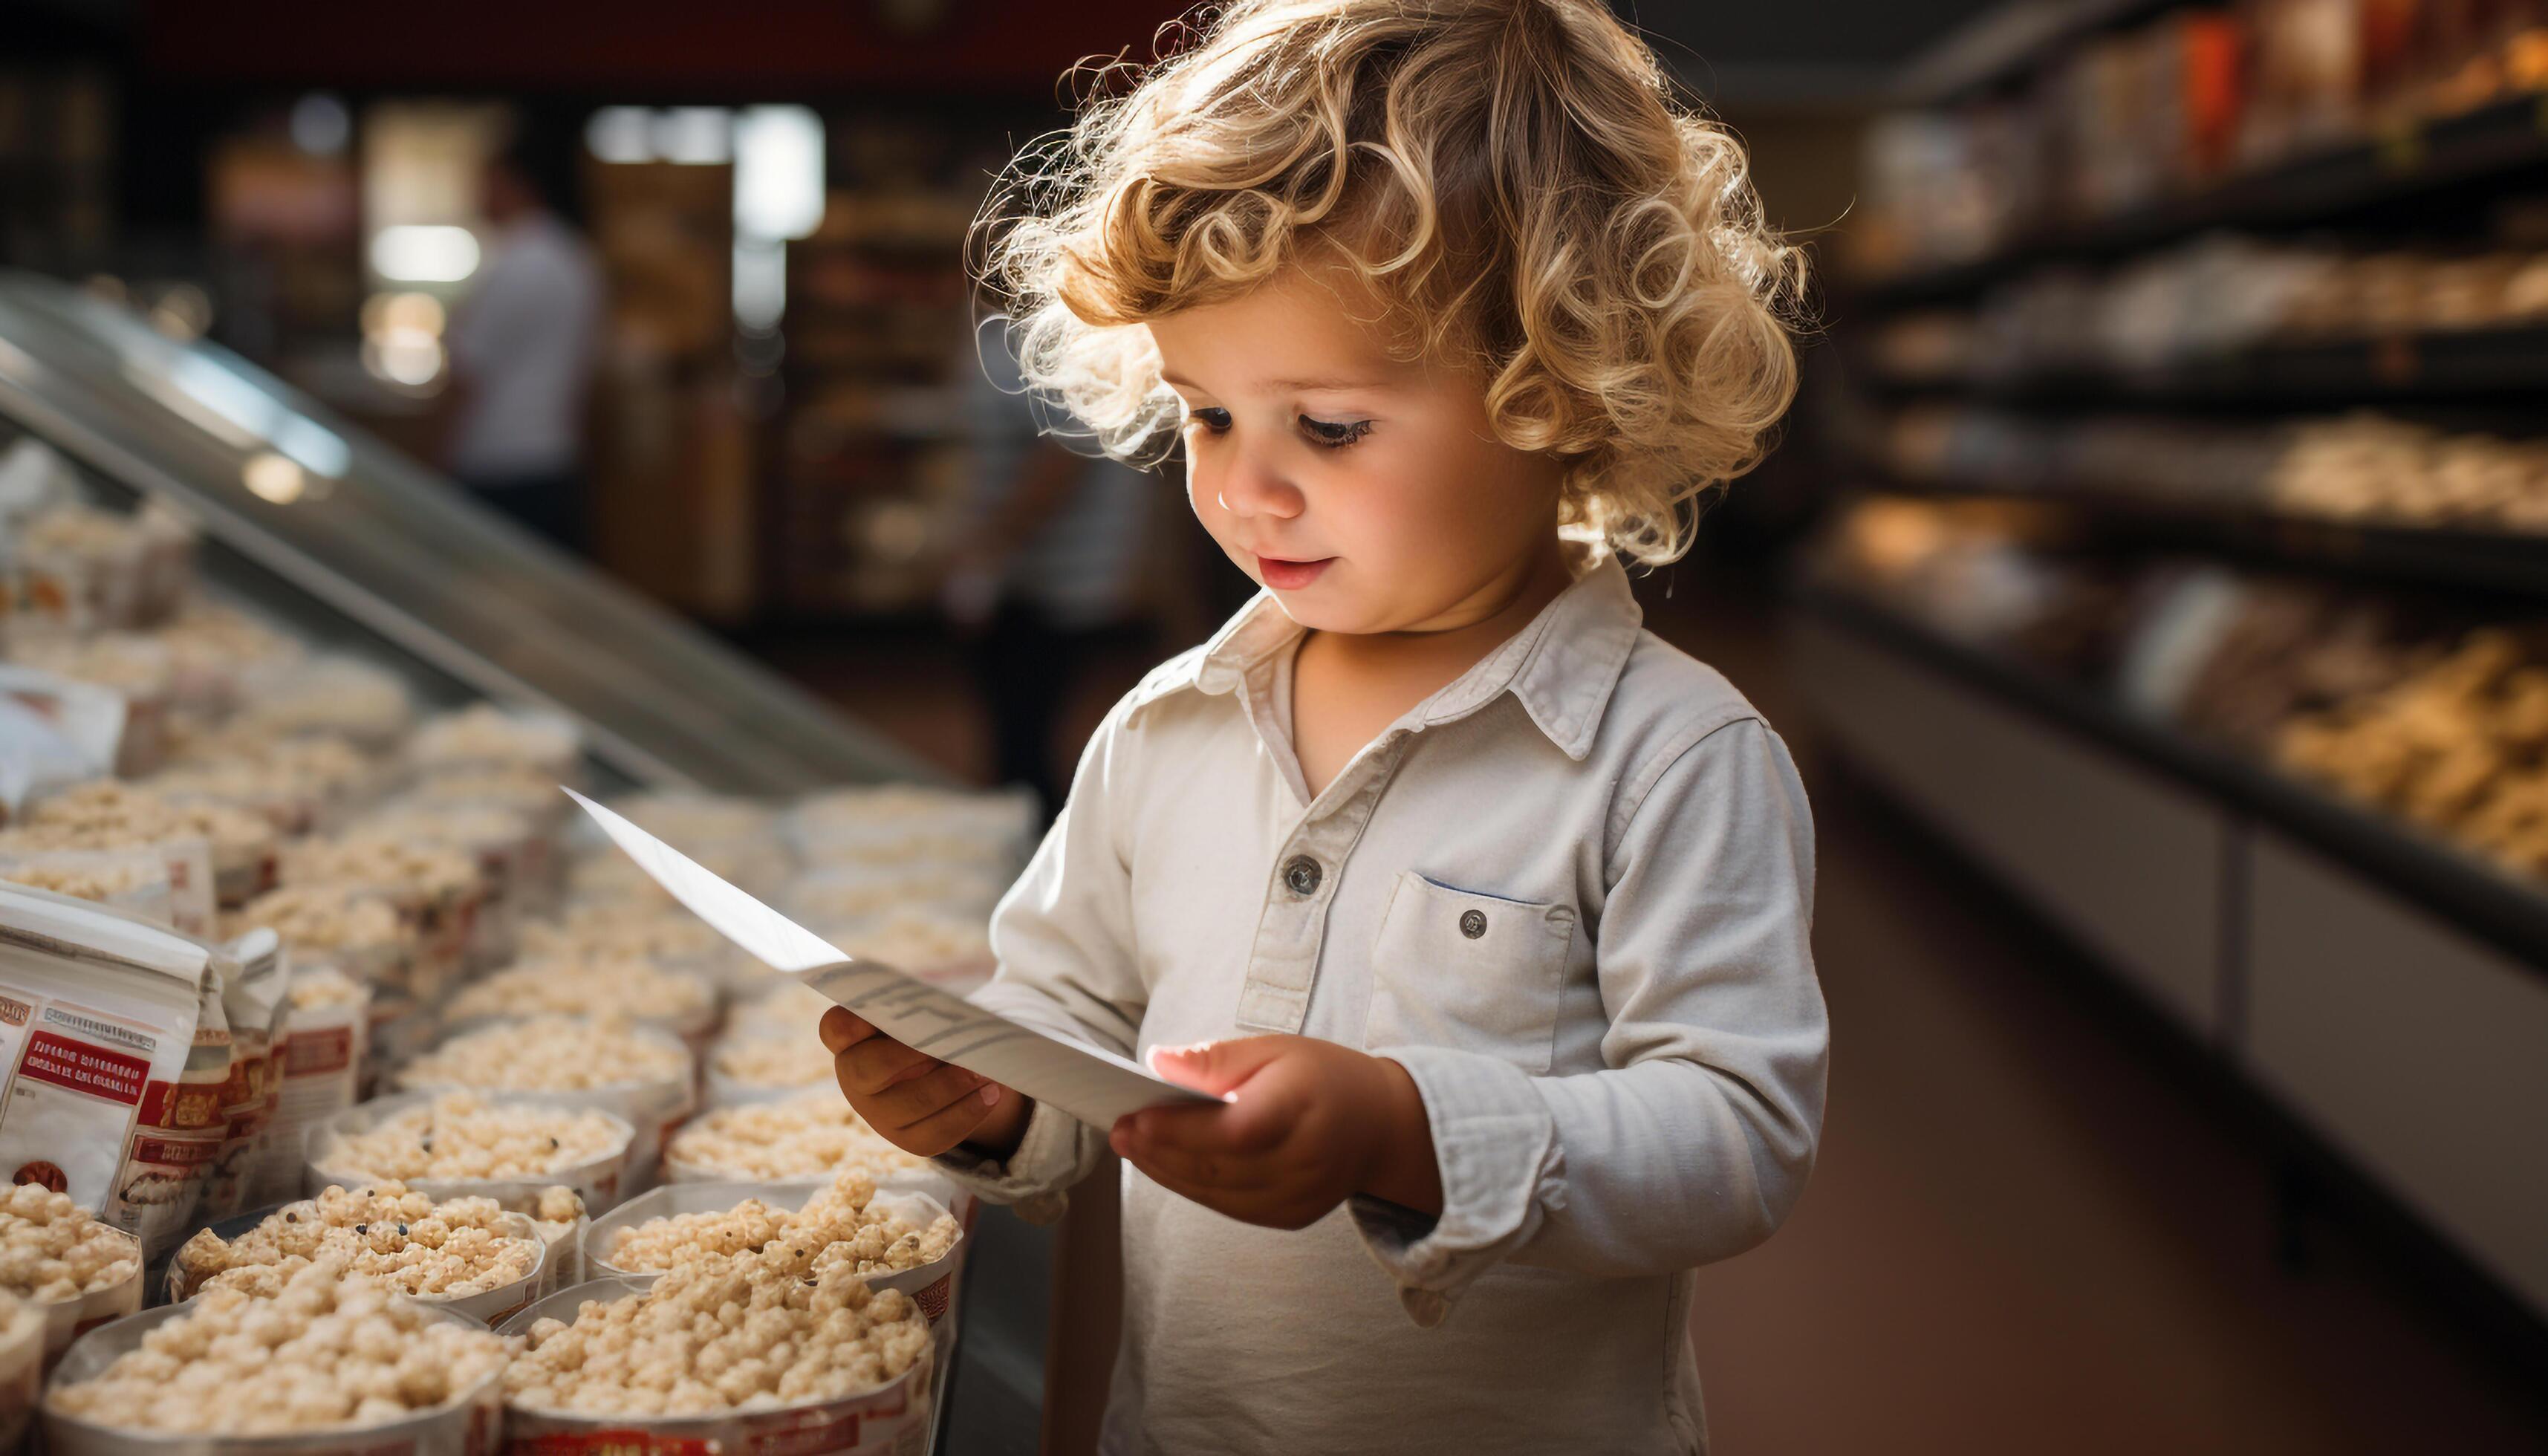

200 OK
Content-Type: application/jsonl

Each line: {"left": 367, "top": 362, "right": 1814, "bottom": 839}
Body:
{"left": 0, "top": 1184, "right": 137, "bottom": 1302}
{"left": 0, "top": 857, "right": 157, "bottom": 902}
{"left": 729, "top": 982, "right": 836, "bottom": 1040}
{"left": 711, "top": 1033, "right": 835, "bottom": 1090}
{"left": 227, "top": 882, "right": 406, "bottom": 954}
{"left": 603, "top": 1170, "right": 957, "bottom": 1278}
{"left": 19, "top": 779, "right": 271, "bottom": 860}
{"left": 826, "top": 911, "right": 990, "bottom": 972}
{"left": 177, "top": 1181, "right": 539, "bottom": 1299}
{"left": 9, "top": 633, "right": 170, "bottom": 694}
{"left": 152, "top": 602, "right": 304, "bottom": 679}
{"left": 282, "top": 833, "right": 481, "bottom": 902}
{"left": 409, "top": 706, "right": 579, "bottom": 770}
{"left": 399, "top": 1016, "right": 692, "bottom": 1093}
{"left": 320, "top": 1093, "right": 626, "bottom": 1182}
{"left": 505, "top": 1226, "right": 932, "bottom": 1417}
{"left": 445, "top": 958, "right": 714, "bottom": 1025}
{"left": 287, "top": 964, "right": 365, "bottom": 1010}
{"left": 47, "top": 1256, "right": 515, "bottom": 1434}
{"left": 519, "top": 908, "right": 724, "bottom": 965}
{"left": 610, "top": 793, "right": 773, "bottom": 845}
{"left": 238, "top": 658, "right": 413, "bottom": 743}
{"left": 665, "top": 1092, "right": 925, "bottom": 1182}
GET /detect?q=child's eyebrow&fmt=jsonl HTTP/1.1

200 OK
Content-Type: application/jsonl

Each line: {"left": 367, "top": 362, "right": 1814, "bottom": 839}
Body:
{"left": 1161, "top": 371, "right": 1397, "bottom": 394}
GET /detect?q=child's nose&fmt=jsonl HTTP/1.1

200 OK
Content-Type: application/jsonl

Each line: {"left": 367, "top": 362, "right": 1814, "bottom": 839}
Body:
{"left": 1213, "top": 451, "right": 1303, "bottom": 520}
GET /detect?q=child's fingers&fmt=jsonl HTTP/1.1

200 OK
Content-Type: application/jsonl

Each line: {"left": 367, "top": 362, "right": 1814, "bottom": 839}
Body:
{"left": 890, "top": 1082, "right": 1003, "bottom": 1153}
{"left": 818, "top": 1007, "right": 876, "bottom": 1054}
{"left": 1114, "top": 1120, "right": 1273, "bottom": 1195}
{"left": 1129, "top": 1102, "right": 1280, "bottom": 1159}
{"left": 871, "top": 1060, "right": 989, "bottom": 1126}
{"left": 833, "top": 1034, "right": 943, "bottom": 1096}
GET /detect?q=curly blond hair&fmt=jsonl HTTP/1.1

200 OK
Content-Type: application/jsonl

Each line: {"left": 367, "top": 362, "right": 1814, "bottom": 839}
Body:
{"left": 979, "top": 0, "right": 1806, "bottom": 565}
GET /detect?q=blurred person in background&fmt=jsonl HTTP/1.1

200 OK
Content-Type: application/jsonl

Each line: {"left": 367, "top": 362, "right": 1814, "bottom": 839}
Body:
{"left": 441, "top": 129, "right": 604, "bottom": 554}
{"left": 945, "top": 315, "right": 1156, "bottom": 819}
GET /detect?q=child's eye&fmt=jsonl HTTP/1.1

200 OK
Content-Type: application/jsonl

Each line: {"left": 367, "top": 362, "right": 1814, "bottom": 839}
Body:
{"left": 1300, "top": 415, "right": 1373, "bottom": 450}
{"left": 1187, "top": 408, "right": 1232, "bottom": 434}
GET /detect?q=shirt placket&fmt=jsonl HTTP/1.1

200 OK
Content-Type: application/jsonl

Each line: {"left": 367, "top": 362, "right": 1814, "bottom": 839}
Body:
{"left": 1235, "top": 726, "right": 1415, "bottom": 1034}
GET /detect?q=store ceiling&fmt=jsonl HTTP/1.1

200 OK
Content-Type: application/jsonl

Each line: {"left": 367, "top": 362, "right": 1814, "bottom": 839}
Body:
{"left": 122, "top": 0, "right": 2006, "bottom": 105}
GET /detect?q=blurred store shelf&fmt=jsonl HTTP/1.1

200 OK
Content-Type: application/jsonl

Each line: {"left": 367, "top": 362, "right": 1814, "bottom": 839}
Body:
{"left": 1859, "top": 474, "right": 2548, "bottom": 599}
{"left": 1864, "top": 322, "right": 2548, "bottom": 407}
{"left": 1862, "top": 91, "right": 2548, "bottom": 308}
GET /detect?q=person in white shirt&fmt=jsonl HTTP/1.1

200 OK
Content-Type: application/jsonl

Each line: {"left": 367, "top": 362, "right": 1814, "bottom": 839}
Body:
{"left": 442, "top": 134, "right": 604, "bottom": 553}
{"left": 820, "top": 2, "right": 1822, "bottom": 1450}
{"left": 945, "top": 315, "right": 1160, "bottom": 818}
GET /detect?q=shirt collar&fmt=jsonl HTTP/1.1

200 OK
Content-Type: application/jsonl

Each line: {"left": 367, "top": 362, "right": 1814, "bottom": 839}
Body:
{"left": 1127, "top": 549, "right": 1643, "bottom": 761}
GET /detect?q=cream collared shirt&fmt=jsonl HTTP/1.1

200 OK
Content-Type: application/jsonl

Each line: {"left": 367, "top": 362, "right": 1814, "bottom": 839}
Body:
{"left": 936, "top": 553, "right": 1828, "bottom": 1455}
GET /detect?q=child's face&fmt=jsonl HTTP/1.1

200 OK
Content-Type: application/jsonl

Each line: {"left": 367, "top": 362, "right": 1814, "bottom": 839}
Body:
{"left": 1149, "top": 263, "right": 1565, "bottom": 636}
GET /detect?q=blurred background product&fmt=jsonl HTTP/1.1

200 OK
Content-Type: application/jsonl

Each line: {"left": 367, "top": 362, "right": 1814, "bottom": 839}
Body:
{"left": 0, "top": 0, "right": 2544, "bottom": 1452}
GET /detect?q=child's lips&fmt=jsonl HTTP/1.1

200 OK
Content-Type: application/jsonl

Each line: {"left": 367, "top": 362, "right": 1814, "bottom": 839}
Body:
{"left": 1255, "top": 554, "right": 1334, "bottom": 589}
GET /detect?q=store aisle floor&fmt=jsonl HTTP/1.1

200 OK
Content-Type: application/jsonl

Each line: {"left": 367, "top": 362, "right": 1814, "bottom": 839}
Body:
{"left": 770, "top": 571, "right": 2548, "bottom": 1454}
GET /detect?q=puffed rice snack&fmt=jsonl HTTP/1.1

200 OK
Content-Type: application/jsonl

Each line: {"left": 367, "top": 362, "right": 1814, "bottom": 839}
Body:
{"left": 177, "top": 1182, "right": 540, "bottom": 1300}
{"left": 444, "top": 958, "right": 715, "bottom": 1027}
{"left": 45, "top": 1255, "right": 514, "bottom": 1435}
{"left": 398, "top": 1016, "right": 692, "bottom": 1094}
{"left": 0, "top": 1185, "right": 137, "bottom": 1302}
{"left": 319, "top": 1093, "right": 627, "bottom": 1183}
{"left": 604, "top": 1170, "right": 956, "bottom": 1278}
{"left": 665, "top": 1092, "right": 925, "bottom": 1182}
{"left": 710, "top": 1033, "right": 834, "bottom": 1091}
{"left": 505, "top": 1226, "right": 931, "bottom": 1417}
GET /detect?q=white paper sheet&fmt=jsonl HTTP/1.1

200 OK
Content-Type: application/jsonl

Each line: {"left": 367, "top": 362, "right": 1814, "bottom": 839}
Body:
{"left": 565, "top": 789, "right": 1214, "bottom": 1129}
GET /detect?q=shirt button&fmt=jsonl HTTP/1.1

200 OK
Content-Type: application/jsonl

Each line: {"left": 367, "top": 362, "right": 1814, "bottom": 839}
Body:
{"left": 1282, "top": 856, "right": 1322, "bottom": 897}
{"left": 1458, "top": 909, "right": 1487, "bottom": 939}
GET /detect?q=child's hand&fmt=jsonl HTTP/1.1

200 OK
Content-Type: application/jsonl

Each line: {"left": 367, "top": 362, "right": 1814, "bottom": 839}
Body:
{"left": 1113, "top": 1036, "right": 1443, "bottom": 1230}
{"left": 820, "top": 1007, "right": 1032, "bottom": 1158}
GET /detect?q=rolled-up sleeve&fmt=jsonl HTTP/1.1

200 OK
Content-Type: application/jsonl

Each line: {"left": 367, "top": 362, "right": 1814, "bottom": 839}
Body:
{"left": 1351, "top": 715, "right": 1828, "bottom": 1322}
{"left": 932, "top": 694, "right": 1152, "bottom": 1220}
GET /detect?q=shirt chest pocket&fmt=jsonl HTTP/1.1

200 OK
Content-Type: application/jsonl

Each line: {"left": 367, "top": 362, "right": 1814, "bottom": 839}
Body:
{"left": 1362, "top": 871, "right": 1579, "bottom": 1076}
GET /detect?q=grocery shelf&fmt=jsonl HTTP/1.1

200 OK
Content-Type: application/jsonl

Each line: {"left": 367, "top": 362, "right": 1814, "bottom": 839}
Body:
{"left": 1860, "top": 91, "right": 2548, "bottom": 309}
{"left": 1862, "top": 474, "right": 2548, "bottom": 600}
{"left": 1790, "top": 580, "right": 2548, "bottom": 978}
{"left": 1898, "top": 0, "right": 2183, "bottom": 105}
{"left": 1864, "top": 323, "right": 2548, "bottom": 409}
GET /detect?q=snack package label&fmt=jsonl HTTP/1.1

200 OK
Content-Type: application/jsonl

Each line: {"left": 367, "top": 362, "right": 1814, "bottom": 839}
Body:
{"left": 18, "top": 1030, "right": 149, "bottom": 1104}
{"left": 0, "top": 994, "right": 184, "bottom": 1210}
{"left": 287, "top": 1026, "right": 354, "bottom": 1076}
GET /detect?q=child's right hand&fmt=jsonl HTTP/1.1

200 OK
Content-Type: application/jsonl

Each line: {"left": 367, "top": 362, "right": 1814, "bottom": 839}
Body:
{"left": 819, "top": 1007, "right": 1032, "bottom": 1158}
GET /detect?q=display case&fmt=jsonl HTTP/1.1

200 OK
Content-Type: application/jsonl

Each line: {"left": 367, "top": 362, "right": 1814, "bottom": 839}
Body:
{"left": 0, "top": 267, "right": 1055, "bottom": 1452}
{"left": 0, "top": 269, "right": 932, "bottom": 793}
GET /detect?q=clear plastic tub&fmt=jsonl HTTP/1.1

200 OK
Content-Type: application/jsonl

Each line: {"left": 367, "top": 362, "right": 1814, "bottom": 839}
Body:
{"left": 495, "top": 1276, "right": 934, "bottom": 1456}
{"left": 303, "top": 1091, "right": 635, "bottom": 1213}
{"left": 165, "top": 1200, "right": 549, "bottom": 1327}
{"left": 579, "top": 1180, "right": 961, "bottom": 1325}
{"left": 39, "top": 1299, "right": 507, "bottom": 1456}
{"left": 24, "top": 1227, "right": 143, "bottom": 1370}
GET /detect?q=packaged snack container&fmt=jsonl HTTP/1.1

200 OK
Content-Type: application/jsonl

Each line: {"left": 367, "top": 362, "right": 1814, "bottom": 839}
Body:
{"left": 253, "top": 970, "right": 368, "bottom": 1207}
{"left": 304, "top": 1091, "right": 635, "bottom": 1214}
{"left": 700, "top": 1032, "right": 833, "bottom": 1109}
{"left": 39, "top": 1298, "right": 507, "bottom": 1456}
{"left": 25, "top": 1228, "right": 143, "bottom": 1368}
{"left": 580, "top": 1181, "right": 961, "bottom": 1325}
{"left": 166, "top": 1201, "right": 548, "bottom": 1327}
{"left": 495, "top": 1277, "right": 935, "bottom": 1456}
{"left": 439, "top": 965, "right": 722, "bottom": 1053}
{"left": 394, "top": 1020, "right": 698, "bottom": 1197}
{"left": 0, "top": 1293, "right": 42, "bottom": 1450}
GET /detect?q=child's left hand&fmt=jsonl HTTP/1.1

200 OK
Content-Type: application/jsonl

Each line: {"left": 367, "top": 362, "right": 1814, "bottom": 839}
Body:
{"left": 1112, "top": 1036, "right": 1443, "bottom": 1230}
